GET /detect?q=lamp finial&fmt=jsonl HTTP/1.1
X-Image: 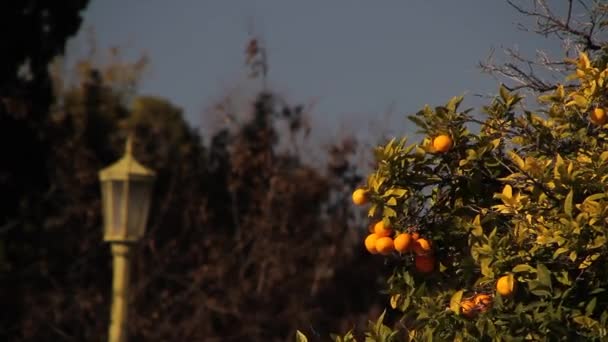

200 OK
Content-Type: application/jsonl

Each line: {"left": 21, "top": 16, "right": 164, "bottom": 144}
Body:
{"left": 125, "top": 134, "right": 134, "bottom": 155}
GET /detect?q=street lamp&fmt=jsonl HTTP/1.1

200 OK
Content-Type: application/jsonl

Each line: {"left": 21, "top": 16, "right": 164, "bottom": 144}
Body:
{"left": 99, "top": 135, "right": 155, "bottom": 342}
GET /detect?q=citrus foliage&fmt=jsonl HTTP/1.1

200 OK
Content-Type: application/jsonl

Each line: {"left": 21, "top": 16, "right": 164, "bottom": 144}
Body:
{"left": 301, "top": 52, "right": 608, "bottom": 341}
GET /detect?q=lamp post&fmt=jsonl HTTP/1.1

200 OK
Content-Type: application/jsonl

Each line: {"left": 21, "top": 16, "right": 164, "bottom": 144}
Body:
{"left": 99, "top": 136, "right": 155, "bottom": 342}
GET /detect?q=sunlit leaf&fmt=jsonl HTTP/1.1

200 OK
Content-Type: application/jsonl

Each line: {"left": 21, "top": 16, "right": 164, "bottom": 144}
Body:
{"left": 296, "top": 330, "right": 308, "bottom": 342}
{"left": 450, "top": 290, "right": 464, "bottom": 314}
{"left": 564, "top": 190, "right": 574, "bottom": 218}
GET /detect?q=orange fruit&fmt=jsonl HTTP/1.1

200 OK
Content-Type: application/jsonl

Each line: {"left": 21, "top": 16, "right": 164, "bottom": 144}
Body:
{"left": 432, "top": 134, "right": 453, "bottom": 153}
{"left": 461, "top": 299, "right": 476, "bottom": 318}
{"left": 394, "top": 233, "right": 412, "bottom": 253}
{"left": 364, "top": 234, "right": 379, "bottom": 254}
{"left": 374, "top": 220, "right": 393, "bottom": 237}
{"left": 473, "top": 294, "right": 493, "bottom": 312}
{"left": 375, "top": 236, "right": 394, "bottom": 255}
{"left": 412, "top": 238, "right": 432, "bottom": 255}
{"left": 411, "top": 232, "right": 420, "bottom": 241}
{"left": 496, "top": 274, "right": 517, "bottom": 297}
{"left": 590, "top": 108, "right": 607, "bottom": 125}
{"left": 352, "top": 188, "right": 368, "bottom": 205}
{"left": 414, "top": 255, "right": 435, "bottom": 273}
{"left": 460, "top": 299, "right": 476, "bottom": 318}
{"left": 474, "top": 293, "right": 492, "bottom": 306}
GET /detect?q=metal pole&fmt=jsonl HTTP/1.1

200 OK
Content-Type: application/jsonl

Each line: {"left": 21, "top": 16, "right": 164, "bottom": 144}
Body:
{"left": 108, "top": 243, "right": 132, "bottom": 342}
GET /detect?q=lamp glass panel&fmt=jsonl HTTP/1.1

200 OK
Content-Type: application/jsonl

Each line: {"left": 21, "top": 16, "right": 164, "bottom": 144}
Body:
{"left": 126, "top": 180, "right": 153, "bottom": 239}
{"left": 111, "top": 180, "right": 125, "bottom": 237}
{"left": 101, "top": 181, "right": 113, "bottom": 236}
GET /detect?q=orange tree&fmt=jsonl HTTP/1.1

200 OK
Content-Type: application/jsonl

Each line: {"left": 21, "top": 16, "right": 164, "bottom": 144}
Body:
{"left": 298, "top": 52, "right": 608, "bottom": 341}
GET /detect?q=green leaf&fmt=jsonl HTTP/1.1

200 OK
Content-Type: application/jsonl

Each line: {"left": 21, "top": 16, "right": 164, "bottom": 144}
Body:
{"left": 586, "top": 297, "right": 597, "bottom": 315}
{"left": 414, "top": 145, "right": 426, "bottom": 157}
{"left": 383, "top": 138, "right": 396, "bottom": 155}
{"left": 553, "top": 247, "right": 569, "bottom": 259}
{"left": 499, "top": 84, "right": 511, "bottom": 103}
{"left": 447, "top": 96, "right": 464, "bottom": 112}
{"left": 295, "top": 330, "right": 308, "bottom": 342}
{"left": 368, "top": 204, "right": 377, "bottom": 218}
{"left": 390, "top": 294, "right": 401, "bottom": 309}
{"left": 491, "top": 138, "right": 501, "bottom": 150}
{"left": 554, "top": 154, "right": 565, "bottom": 179}
{"left": 528, "top": 280, "right": 552, "bottom": 297}
{"left": 512, "top": 264, "right": 537, "bottom": 273}
{"left": 408, "top": 115, "right": 428, "bottom": 129}
{"left": 585, "top": 193, "right": 606, "bottom": 202}
{"left": 556, "top": 271, "right": 572, "bottom": 286}
{"left": 508, "top": 151, "right": 525, "bottom": 169}
{"left": 374, "top": 310, "right": 386, "bottom": 333}
{"left": 565, "top": 190, "right": 574, "bottom": 218}
{"left": 537, "top": 263, "right": 552, "bottom": 289}
{"left": 538, "top": 94, "right": 555, "bottom": 103}
{"left": 383, "top": 207, "right": 397, "bottom": 218}
{"left": 589, "top": 235, "right": 606, "bottom": 249}
{"left": 573, "top": 315, "right": 599, "bottom": 329}
{"left": 471, "top": 215, "right": 483, "bottom": 237}
{"left": 450, "top": 290, "right": 464, "bottom": 314}
{"left": 403, "top": 272, "right": 414, "bottom": 287}
{"left": 387, "top": 188, "right": 407, "bottom": 198}
{"left": 481, "top": 257, "right": 494, "bottom": 277}
{"left": 580, "top": 253, "right": 600, "bottom": 269}
{"left": 372, "top": 175, "right": 386, "bottom": 192}
{"left": 567, "top": 94, "right": 588, "bottom": 108}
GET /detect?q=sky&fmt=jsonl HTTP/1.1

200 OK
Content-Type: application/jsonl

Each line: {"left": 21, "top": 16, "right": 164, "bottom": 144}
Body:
{"left": 66, "top": 1, "right": 564, "bottom": 145}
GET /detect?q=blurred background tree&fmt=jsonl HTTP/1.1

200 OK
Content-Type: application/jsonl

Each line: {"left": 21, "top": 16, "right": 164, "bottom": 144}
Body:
{"left": 0, "top": 0, "right": 90, "bottom": 228}
{"left": 0, "top": 0, "right": 90, "bottom": 338}
{"left": 1, "top": 9, "right": 388, "bottom": 340}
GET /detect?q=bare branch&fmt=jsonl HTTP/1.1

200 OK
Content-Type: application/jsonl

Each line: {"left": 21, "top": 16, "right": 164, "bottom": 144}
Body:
{"left": 506, "top": 0, "right": 602, "bottom": 50}
{"left": 566, "top": 0, "right": 573, "bottom": 28}
{"left": 482, "top": 0, "right": 606, "bottom": 94}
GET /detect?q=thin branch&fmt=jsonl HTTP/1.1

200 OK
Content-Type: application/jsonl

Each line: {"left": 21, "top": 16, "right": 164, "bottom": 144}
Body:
{"left": 566, "top": 0, "right": 574, "bottom": 28}
{"left": 481, "top": 0, "right": 606, "bottom": 93}
{"left": 506, "top": 0, "right": 602, "bottom": 50}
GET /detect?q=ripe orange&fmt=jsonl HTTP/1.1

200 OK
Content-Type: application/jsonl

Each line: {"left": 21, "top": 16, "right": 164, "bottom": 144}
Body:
{"left": 412, "top": 238, "right": 432, "bottom": 255}
{"left": 473, "top": 293, "right": 492, "bottom": 306}
{"left": 364, "top": 234, "right": 379, "bottom": 254}
{"left": 473, "top": 294, "right": 493, "bottom": 312}
{"left": 374, "top": 220, "right": 393, "bottom": 237}
{"left": 460, "top": 299, "right": 476, "bottom": 318}
{"left": 411, "top": 232, "right": 420, "bottom": 241}
{"left": 375, "top": 236, "right": 394, "bottom": 255}
{"left": 590, "top": 108, "right": 607, "bottom": 125}
{"left": 496, "top": 274, "right": 516, "bottom": 297}
{"left": 432, "top": 134, "right": 453, "bottom": 153}
{"left": 352, "top": 188, "right": 368, "bottom": 205}
{"left": 414, "top": 255, "right": 435, "bottom": 273}
{"left": 394, "top": 233, "right": 412, "bottom": 253}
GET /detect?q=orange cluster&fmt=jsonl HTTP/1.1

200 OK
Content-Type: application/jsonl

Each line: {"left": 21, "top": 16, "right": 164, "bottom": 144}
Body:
{"left": 364, "top": 220, "right": 435, "bottom": 274}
